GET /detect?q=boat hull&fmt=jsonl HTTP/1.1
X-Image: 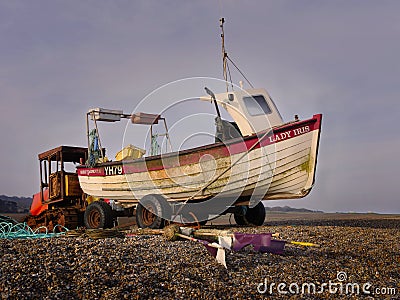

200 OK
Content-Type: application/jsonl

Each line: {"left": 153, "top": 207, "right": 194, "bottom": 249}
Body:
{"left": 77, "top": 114, "right": 322, "bottom": 207}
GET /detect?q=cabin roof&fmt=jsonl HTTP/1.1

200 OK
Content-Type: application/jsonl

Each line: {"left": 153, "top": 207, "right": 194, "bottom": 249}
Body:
{"left": 38, "top": 146, "right": 88, "bottom": 162}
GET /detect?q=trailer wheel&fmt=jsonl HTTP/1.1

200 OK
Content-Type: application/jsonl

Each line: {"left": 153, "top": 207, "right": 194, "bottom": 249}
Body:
{"left": 234, "top": 202, "right": 266, "bottom": 226}
{"left": 233, "top": 206, "right": 247, "bottom": 225}
{"left": 136, "top": 194, "right": 172, "bottom": 229}
{"left": 84, "top": 201, "right": 114, "bottom": 229}
{"left": 181, "top": 211, "right": 208, "bottom": 227}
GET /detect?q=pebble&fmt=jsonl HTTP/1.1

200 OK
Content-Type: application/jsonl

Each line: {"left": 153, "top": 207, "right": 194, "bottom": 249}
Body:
{"left": 0, "top": 217, "right": 399, "bottom": 299}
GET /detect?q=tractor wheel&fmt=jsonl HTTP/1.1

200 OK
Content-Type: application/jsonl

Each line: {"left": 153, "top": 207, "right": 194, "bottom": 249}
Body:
{"left": 136, "top": 194, "right": 172, "bottom": 229}
{"left": 234, "top": 202, "right": 266, "bottom": 226}
{"left": 84, "top": 201, "right": 115, "bottom": 229}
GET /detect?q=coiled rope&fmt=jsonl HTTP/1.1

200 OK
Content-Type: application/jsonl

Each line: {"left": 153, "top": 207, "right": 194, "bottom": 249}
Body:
{"left": 0, "top": 215, "right": 68, "bottom": 239}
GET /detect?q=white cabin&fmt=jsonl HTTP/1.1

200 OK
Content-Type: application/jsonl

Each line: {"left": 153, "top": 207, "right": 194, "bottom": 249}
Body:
{"left": 200, "top": 88, "right": 283, "bottom": 137}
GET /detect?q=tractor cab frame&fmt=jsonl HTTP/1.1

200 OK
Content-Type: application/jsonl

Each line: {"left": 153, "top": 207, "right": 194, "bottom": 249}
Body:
{"left": 38, "top": 146, "right": 88, "bottom": 208}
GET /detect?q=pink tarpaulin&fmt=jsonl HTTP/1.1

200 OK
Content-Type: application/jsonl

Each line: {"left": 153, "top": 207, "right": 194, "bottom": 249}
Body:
{"left": 233, "top": 233, "right": 286, "bottom": 254}
{"left": 258, "top": 240, "right": 286, "bottom": 255}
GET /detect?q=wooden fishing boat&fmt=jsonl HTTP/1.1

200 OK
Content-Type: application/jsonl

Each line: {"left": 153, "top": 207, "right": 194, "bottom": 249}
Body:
{"left": 77, "top": 91, "right": 322, "bottom": 227}
{"left": 77, "top": 19, "right": 322, "bottom": 228}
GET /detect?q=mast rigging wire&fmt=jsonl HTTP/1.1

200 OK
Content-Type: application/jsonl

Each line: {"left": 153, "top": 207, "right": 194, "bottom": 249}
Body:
{"left": 226, "top": 55, "right": 254, "bottom": 89}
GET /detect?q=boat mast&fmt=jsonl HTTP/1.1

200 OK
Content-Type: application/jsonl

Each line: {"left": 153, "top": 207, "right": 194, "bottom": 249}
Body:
{"left": 220, "top": 18, "right": 229, "bottom": 92}
{"left": 219, "top": 18, "right": 254, "bottom": 90}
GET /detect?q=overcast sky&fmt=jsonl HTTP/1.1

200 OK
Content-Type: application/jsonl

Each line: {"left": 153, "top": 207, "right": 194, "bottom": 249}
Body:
{"left": 1, "top": 1, "right": 399, "bottom": 213}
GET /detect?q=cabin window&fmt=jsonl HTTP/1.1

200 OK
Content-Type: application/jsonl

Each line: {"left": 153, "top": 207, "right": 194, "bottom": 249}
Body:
{"left": 243, "top": 95, "right": 272, "bottom": 116}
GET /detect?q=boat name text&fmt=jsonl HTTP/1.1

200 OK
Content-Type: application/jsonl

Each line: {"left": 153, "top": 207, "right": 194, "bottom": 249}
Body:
{"left": 78, "top": 168, "right": 104, "bottom": 176}
{"left": 269, "top": 126, "right": 310, "bottom": 143}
